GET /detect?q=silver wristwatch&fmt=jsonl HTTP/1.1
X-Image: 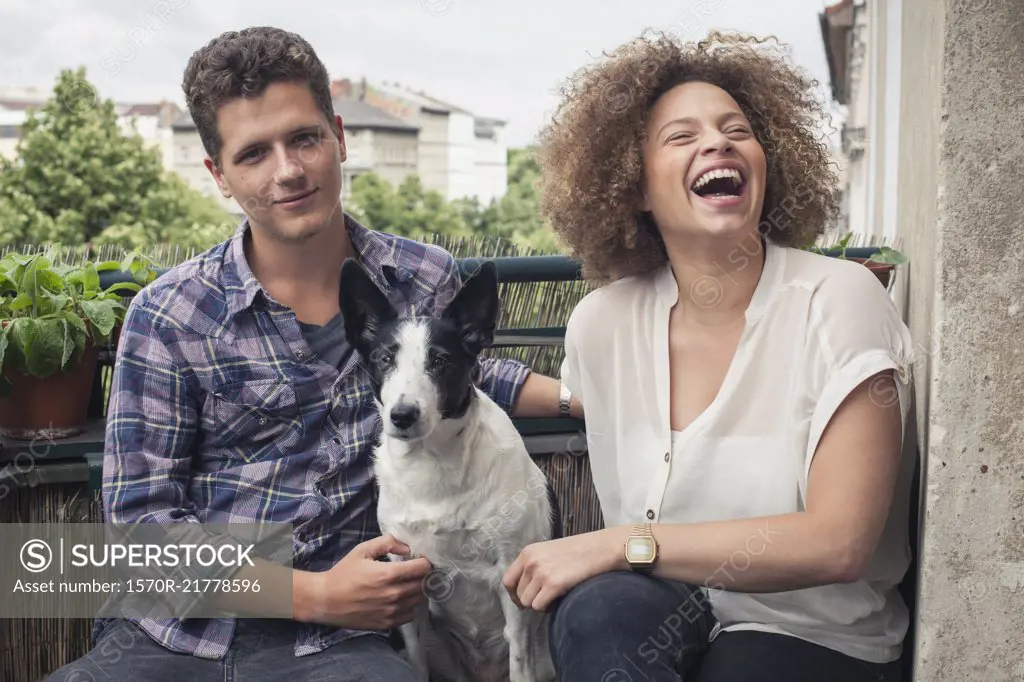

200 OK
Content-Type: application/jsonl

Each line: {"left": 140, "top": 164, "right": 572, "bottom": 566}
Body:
{"left": 559, "top": 381, "right": 572, "bottom": 417}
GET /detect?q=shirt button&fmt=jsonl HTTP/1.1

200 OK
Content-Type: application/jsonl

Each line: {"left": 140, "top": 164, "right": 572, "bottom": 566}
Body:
{"left": 897, "top": 364, "right": 909, "bottom": 383}
{"left": 646, "top": 509, "right": 655, "bottom": 520}
{"left": 664, "top": 452, "right": 670, "bottom": 462}
{"left": 332, "top": 437, "right": 341, "bottom": 445}
{"left": 296, "top": 350, "right": 309, "bottom": 360}
{"left": 258, "top": 417, "right": 267, "bottom": 425}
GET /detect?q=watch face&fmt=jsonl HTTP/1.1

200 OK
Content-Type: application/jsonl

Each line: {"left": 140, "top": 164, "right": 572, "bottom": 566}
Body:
{"left": 626, "top": 537, "right": 656, "bottom": 563}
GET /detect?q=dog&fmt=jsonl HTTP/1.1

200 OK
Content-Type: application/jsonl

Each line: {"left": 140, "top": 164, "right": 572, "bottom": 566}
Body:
{"left": 339, "top": 257, "right": 559, "bottom": 682}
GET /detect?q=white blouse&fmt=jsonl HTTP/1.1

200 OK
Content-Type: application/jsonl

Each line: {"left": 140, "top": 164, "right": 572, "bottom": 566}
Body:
{"left": 560, "top": 241, "right": 917, "bottom": 664}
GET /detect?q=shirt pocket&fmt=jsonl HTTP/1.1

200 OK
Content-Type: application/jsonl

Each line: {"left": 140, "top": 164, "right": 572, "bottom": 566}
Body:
{"left": 204, "top": 379, "right": 305, "bottom": 462}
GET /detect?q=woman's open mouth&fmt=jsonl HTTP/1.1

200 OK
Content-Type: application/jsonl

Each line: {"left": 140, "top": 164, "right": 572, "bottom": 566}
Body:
{"left": 690, "top": 168, "right": 747, "bottom": 208}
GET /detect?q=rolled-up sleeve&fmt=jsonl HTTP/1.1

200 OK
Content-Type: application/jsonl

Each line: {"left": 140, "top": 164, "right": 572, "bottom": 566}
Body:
{"left": 803, "top": 263, "right": 917, "bottom": 479}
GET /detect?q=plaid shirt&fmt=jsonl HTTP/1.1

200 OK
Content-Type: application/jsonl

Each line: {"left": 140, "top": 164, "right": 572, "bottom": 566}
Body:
{"left": 97, "top": 215, "right": 531, "bottom": 659}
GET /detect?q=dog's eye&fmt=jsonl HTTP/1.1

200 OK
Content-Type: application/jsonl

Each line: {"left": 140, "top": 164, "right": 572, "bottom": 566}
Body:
{"left": 430, "top": 353, "right": 450, "bottom": 369}
{"left": 372, "top": 350, "right": 394, "bottom": 366}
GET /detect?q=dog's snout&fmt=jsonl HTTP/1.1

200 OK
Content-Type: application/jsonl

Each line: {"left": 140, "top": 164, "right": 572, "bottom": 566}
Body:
{"left": 389, "top": 403, "right": 421, "bottom": 429}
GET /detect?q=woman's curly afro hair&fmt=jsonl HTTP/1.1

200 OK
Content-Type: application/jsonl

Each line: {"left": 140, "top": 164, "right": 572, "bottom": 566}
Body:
{"left": 537, "top": 30, "right": 839, "bottom": 284}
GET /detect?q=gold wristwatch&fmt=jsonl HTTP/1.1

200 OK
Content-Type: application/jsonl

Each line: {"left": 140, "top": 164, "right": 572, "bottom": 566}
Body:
{"left": 624, "top": 523, "right": 659, "bottom": 574}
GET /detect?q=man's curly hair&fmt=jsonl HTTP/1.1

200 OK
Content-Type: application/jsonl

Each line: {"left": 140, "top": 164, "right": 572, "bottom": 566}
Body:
{"left": 181, "top": 26, "right": 335, "bottom": 168}
{"left": 537, "top": 30, "right": 839, "bottom": 284}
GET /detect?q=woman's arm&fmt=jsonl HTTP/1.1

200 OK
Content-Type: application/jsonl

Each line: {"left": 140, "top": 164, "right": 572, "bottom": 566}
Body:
{"left": 504, "top": 370, "right": 905, "bottom": 610}
{"left": 625, "top": 369, "right": 904, "bottom": 591}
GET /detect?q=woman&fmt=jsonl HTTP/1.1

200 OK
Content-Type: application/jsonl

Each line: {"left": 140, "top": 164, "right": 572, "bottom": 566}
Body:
{"left": 501, "top": 31, "right": 916, "bottom": 681}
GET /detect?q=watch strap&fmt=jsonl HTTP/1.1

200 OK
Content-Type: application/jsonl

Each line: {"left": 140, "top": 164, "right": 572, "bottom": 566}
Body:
{"left": 558, "top": 381, "right": 572, "bottom": 417}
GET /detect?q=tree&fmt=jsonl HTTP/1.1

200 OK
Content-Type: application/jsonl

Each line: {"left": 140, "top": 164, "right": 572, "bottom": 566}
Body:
{"left": 346, "top": 148, "right": 564, "bottom": 253}
{"left": 346, "top": 173, "right": 470, "bottom": 240}
{"left": 0, "top": 67, "right": 235, "bottom": 250}
{"left": 479, "top": 147, "right": 561, "bottom": 253}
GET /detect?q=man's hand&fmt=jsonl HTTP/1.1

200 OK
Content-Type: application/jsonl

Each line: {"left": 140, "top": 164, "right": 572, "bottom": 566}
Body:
{"left": 297, "top": 533, "right": 433, "bottom": 630}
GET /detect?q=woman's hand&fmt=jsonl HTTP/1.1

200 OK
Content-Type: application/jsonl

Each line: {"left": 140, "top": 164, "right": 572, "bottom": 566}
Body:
{"left": 501, "top": 528, "right": 627, "bottom": 612}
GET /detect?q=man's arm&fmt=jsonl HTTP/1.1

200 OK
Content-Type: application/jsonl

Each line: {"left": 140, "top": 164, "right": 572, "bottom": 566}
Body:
{"left": 104, "top": 297, "right": 298, "bottom": 619}
{"left": 106, "top": 294, "right": 430, "bottom": 625}
{"left": 503, "top": 370, "right": 584, "bottom": 419}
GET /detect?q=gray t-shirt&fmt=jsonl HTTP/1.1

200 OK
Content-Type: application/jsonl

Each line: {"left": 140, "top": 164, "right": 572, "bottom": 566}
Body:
{"left": 298, "top": 313, "right": 352, "bottom": 370}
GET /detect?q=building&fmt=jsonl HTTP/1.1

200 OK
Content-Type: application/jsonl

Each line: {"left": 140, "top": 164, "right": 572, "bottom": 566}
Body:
{"left": 331, "top": 95, "right": 419, "bottom": 197}
{"left": 168, "top": 112, "right": 229, "bottom": 212}
{"left": 820, "top": 1, "right": 1024, "bottom": 679}
{"left": 332, "top": 78, "right": 508, "bottom": 205}
{"left": 0, "top": 86, "right": 180, "bottom": 167}
{"left": 0, "top": 109, "right": 24, "bottom": 161}
{"left": 820, "top": 0, "right": 901, "bottom": 243}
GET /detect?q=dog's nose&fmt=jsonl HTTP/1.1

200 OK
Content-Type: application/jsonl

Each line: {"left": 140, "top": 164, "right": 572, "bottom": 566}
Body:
{"left": 389, "top": 404, "right": 421, "bottom": 429}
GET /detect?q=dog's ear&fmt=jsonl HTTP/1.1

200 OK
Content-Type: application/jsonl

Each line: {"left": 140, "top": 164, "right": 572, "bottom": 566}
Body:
{"left": 442, "top": 260, "right": 500, "bottom": 356}
{"left": 340, "top": 258, "right": 396, "bottom": 355}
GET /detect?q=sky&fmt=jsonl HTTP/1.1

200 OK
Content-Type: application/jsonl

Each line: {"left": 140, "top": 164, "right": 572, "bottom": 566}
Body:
{"left": 0, "top": 0, "right": 843, "bottom": 148}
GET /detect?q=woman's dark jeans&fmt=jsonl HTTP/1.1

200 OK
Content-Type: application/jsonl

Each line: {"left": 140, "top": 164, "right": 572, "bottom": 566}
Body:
{"left": 548, "top": 571, "right": 903, "bottom": 682}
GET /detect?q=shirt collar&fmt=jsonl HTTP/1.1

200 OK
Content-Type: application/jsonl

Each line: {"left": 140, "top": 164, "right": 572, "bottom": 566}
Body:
{"left": 655, "top": 237, "right": 785, "bottom": 320}
{"left": 223, "top": 213, "right": 401, "bottom": 320}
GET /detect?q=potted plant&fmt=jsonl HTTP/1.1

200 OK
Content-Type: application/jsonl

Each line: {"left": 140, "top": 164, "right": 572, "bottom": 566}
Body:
{"left": 805, "top": 233, "right": 909, "bottom": 289}
{"left": 0, "top": 249, "right": 147, "bottom": 440}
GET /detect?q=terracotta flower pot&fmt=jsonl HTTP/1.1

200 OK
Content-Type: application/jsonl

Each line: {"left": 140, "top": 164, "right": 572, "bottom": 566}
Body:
{"left": 0, "top": 341, "right": 100, "bottom": 441}
{"left": 850, "top": 258, "right": 895, "bottom": 289}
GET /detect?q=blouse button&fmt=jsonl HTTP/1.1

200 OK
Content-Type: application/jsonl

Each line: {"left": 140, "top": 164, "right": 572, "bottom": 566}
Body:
{"left": 646, "top": 509, "right": 655, "bottom": 520}
{"left": 664, "top": 452, "right": 670, "bottom": 462}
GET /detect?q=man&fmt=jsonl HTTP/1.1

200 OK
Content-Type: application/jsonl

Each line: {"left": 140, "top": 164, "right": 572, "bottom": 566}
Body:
{"left": 48, "top": 26, "right": 577, "bottom": 681}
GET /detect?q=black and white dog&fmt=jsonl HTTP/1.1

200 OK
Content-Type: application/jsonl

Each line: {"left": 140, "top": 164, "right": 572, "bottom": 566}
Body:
{"left": 339, "top": 258, "right": 558, "bottom": 682}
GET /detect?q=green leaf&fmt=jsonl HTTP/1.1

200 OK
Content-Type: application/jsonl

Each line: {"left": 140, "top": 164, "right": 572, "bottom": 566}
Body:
{"left": 7, "top": 253, "right": 37, "bottom": 268}
{"left": 0, "top": 324, "right": 8, "bottom": 377}
{"left": 6, "top": 317, "right": 37, "bottom": 375}
{"left": 58, "top": 318, "right": 75, "bottom": 368}
{"left": 16, "top": 258, "right": 64, "bottom": 308}
{"left": 81, "top": 299, "right": 116, "bottom": 338}
{"left": 59, "top": 311, "right": 88, "bottom": 363}
{"left": 33, "top": 292, "right": 68, "bottom": 317}
{"left": 27, "top": 317, "right": 70, "bottom": 377}
{"left": 867, "top": 247, "right": 909, "bottom": 265}
{"left": 95, "top": 260, "right": 122, "bottom": 272}
{"left": 0, "top": 272, "right": 16, "bottom": 295}
{"left": 82, "top": 262, "right": 100, "bottom": 293}
{"left": 102, "top": 281, "right": 142, "bottom": 295}
{"left": 9, "top": 293, "right": 33, "bottom": 312}
{"left": 5, "top": 316, "right": 80, "bottom": 378}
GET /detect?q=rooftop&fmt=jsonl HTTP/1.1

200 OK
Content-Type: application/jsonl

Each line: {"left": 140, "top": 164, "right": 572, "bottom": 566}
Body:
{"left": 170, "top": 96, "right": 420, "bottom": 133}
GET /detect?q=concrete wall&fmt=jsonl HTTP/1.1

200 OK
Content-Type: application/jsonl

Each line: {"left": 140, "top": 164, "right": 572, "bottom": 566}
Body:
{"left": 899, "top": 0, "right": 1024, "bottom": 678}
{"left": 368, "top": 129, "right": 419, "bottom": 189}
{"left": 444, "top": 110, "right": 478, "bottom": 202}
{"left": 474, "top": 124, "right": 509, "bottom": 206}
{"left": 846, "top": 1, "right": 871, "bottom": 236}
{"left": 415, "top": 110, "right": 453, "bottom": 199}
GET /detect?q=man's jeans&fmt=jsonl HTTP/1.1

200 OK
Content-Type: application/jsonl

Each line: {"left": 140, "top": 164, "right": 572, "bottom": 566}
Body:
{"left": 46, "top": 618, "right": 418, "bottom": 682}
{"left": 548, "top": 571, "right": 903, "bottom": 682}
